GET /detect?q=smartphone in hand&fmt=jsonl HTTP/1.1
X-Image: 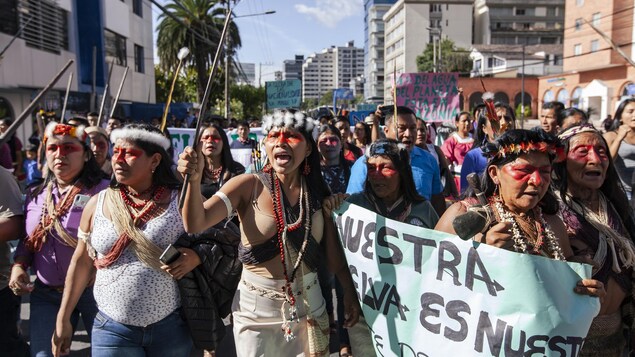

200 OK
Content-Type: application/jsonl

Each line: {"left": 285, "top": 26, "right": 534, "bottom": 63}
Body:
{"left": 159, "top": 244, "right": 181, "bottom": 265}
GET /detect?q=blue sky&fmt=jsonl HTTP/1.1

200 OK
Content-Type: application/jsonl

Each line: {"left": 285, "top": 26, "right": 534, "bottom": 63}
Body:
{"left": 152, "top": 0, "right": 365, "bottom": 85}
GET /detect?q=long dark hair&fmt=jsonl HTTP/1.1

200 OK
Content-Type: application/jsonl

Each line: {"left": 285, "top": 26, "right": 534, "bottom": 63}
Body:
{"left": 365, "top": 138, "right": 424, "bottom": 204}
{"left": 109, "top": 123, "right": 181, "bottom": 189}
{"left": 354, "top": 121, "right": 371, "bottom": 146}
{"left": 469, "top": 129, "right": 559, "bottom": 214}
{"left": 317, "top": 124, "right": 351, "bottom": 177}
{"left": 612, "top": 98, "right": 635, "bottom": 131}
{"left": 471, "top": 112, "right": 490, "bottom": 150}
{"left": 201, "top": 123, "right": 242, "bottom": 181}
{"left": 31, "top": 136, "right": 104, "bottom": 198}
{"left": 552, "top": 126, "right": 635, "bottom": 239}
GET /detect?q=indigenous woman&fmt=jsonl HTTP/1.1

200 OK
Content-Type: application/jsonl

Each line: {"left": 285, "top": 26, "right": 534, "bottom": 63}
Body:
{"left": 334, "top": 116, "right": 363, "bottom": 165}
{"left": 604, "top": 98, "right": 635, "bottom": 199}
{"left": 436, "top": 129, "right": 604, "bottom": 297}
{"left": 10, "top": 122, "right": 109, "bottom": 357}
{"left": 348, "top": 139, "right": 438, "bottom": 228}
{"left": 85, "top": 126, "right": 112, "bottom": 177}
{"left": 352, "top": 121, "right": 371, "bottom": 153}
{"left": 554, "top": 124, "right": 635, "bottom": 356}
{"left": 51, "top": 124, "right": 196, "bottom": 356}
{"left": 199, "top": 123, "right": 245, "bottom": 199}
{"left": 441, "top": 112, "right": 474, "bottom": 192}
{"left": 178, "top": 109, "right": 360, "bottom": 356}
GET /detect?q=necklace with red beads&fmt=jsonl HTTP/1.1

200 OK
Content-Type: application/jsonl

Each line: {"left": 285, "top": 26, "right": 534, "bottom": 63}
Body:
{"left": 271, "top": 171, "right": 311, "bottom": 341}
{"left": 204, "top": 163, "right": 223, "bottom": 182}
{"left": 120, "top": 185, "right": 166, "bottom": 223}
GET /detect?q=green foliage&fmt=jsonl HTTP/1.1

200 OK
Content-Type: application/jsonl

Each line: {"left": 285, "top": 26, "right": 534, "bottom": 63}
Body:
{"left": 156, "top": 0, "right": 241, "bottom": 105}
{"left": 416, "top": 38, "right": 472, "bottom": 73}
{"left": 515, "top": 103, "right": 532, "bottom": 118}
{"left": 155, "top": 65, "right": 198, "bottom": 104}
{"left": 230, "top": 84, "right": 265, "bottom": 118}
{"left": 212, "top": 98, "right": 243, "bottom": 118}
{"left": 301, "top": 98, "right": 318, "bottom": 110}
{"left": 319, "top": 90, "right": 334, "bottom": 106}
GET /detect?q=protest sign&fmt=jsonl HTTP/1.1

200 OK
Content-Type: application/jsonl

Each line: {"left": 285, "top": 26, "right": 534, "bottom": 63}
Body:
{"left": 396, "top": 73, "right": 460, "bottom": 123}
{"left": 266, "top": 80, "right": 302, "bottom": 109}
{"left": 168, "top": 127, "right": 264, "bottom": 168}
{"left": 349, "top": 111, "right": 373, "bottom": 125}
{"left": 333, "top": 202, "right": 600, "bottom": 357}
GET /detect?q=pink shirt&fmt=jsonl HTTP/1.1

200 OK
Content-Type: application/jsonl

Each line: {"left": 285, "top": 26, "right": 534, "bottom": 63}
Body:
{"left": 15, "top": 179, "right": 110, "bottom": 286}
{"left": 441, "top": 132, "right": 474, "bottom": 166}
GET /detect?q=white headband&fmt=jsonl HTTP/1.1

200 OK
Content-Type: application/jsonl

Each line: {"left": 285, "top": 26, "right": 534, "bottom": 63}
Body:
{"left": 110, "top": 127, "right": 171, "bottom": 150}
{"left": 262, "top": 110, "right": 315, "bottom": 135}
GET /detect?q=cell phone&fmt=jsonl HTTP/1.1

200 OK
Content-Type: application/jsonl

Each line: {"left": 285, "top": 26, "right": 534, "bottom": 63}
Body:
{"left": 379, "top": 105, "right": 393, "bottom": 117}
{"left": 72, "top": 194, "right": 90, "bottom": 209}
{"left": 159, "top": 244, "right": 181, "bottom": 265}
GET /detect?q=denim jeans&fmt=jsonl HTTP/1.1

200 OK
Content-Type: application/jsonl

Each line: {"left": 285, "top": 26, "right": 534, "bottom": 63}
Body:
{"left": 0, "top": 286, "right": 30, "bottom": 356}
{"left": 30, "top": 282, "right": 97, "bottom": 357}
{"left": 91, "top": 309, "right": 192, "bottom": 357}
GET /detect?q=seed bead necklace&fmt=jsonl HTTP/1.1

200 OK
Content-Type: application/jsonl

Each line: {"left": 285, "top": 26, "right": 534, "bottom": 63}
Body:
{"left": 271, "top": 171, "right": 311, "bottom": 341}
{"left": 493, "top": 197, "right": 565, "bottom": 260}
{"left": 120, "top": 185, "right": 166, "bottom": 223}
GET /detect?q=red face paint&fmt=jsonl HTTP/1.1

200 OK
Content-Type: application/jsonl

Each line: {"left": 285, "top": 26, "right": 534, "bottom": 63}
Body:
{"left": 200, "top": 134, "right": 222, "bottom": 143}
{"left": 266, "top": 130, "right": 304, "bottom": 145}
{"left": 502, "top": 164, "right": 551, "bottom": 185}
{"left": 113, "top": 147, "right": 144, "bottom": 162}
{"left": 568, "top": 145, "right": 609, "bottom": 163}
{"left": 318, "top": 136, "right": 340, "bottom": 146}
{"left": 367, "top": 163, "right": 398, "bottom": 179}
{"left": 46, "top": 143, "right": 83, "bottom": 156}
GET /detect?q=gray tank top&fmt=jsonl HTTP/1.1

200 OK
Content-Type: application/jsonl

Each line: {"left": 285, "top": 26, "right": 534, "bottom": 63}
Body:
{"left": 615, "top": 140, "right": 635, "bottom": 194}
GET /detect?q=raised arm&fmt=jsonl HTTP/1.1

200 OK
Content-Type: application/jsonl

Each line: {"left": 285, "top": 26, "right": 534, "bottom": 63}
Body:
{"left": 52, "top": 195, "right": 98, "bottom": 357}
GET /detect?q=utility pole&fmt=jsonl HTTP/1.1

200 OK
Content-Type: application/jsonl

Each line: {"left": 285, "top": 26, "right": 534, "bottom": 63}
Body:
{"left": 224, "top": 0, "right": 231, "bottom": 119}
{"left": 521, "top": 44, "right": 525, "bottom": 128}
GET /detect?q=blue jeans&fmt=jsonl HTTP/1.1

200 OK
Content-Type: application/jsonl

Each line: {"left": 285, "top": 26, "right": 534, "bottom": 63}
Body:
{"left": 91, "top": 310, "right": 192, "bottom": 357}
{"left": 30, "top": 281, "right": 97, "bottom": 357}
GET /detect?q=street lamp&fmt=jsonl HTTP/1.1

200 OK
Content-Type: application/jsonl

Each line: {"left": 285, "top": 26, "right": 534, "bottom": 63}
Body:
{"left": 426, "top": 27, "right": 442, "bottom": 72}
{"left": 224, "top": 6, "right": 276, "bottom": 119}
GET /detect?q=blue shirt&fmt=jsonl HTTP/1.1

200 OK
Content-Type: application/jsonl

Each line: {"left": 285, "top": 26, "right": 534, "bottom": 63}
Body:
{"left": 459, "top": 147, "right": 488, "bottom": 194}
{"left": 346, "top": 146, "right": 442, "bottom": 200}
{"left": 23, "top": 159, "right": 42, "bottom": 186}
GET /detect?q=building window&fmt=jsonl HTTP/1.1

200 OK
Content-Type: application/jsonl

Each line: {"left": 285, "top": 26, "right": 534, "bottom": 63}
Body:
{"left": 592, "top": 12, "right": 600, "bottom": 26}
{"left": 591, "top": 39, "right": 599, "bottom": 52}
{"left": 575, "top": 18, "right": 582, "bottom": 31}
{"left": 576, "top": 0, "right": 584, "bottom": 6}
{"left": 0, "top": 0, "right": 19, "bottom": 36}
{"left": 20, "top": 0, "right": 68, "bottom": 54}
{"left": 571, "top": 87, "right": 582, "bottom": 107}
{"left": 104, "top": 30, "right": 127, "bottom": 66}
{"left": 553, "top": 55, "right": 561, "bottom": 65}
{"left": 543, "top": 90, "right": 554, "bottom": 104}
{"left": 574, "top": 44, "right": 582, "bottom": 56}
{"left": 133, "top": 0, "right": 142, "bottom": 17}
{"left": 134, "top": 44, "right": 144, "bottom": 73}
{"left": 516, "top": 8, "right": 525, "bottom": 16}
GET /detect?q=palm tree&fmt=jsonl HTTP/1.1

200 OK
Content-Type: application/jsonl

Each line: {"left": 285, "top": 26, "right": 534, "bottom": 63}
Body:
{"left": 157, "top": 0, "right": 241, "bottom": 104}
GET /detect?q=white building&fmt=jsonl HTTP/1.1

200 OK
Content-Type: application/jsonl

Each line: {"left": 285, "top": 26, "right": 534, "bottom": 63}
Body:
{"left": 335, "top": 41, "right": 364, "bottom": 90}
{"left": 0, "top": 0, "right": 155, "bottom": 140}
{"left": 473, "top": 0, "right": 565, "bottom": 45}
{"left": 302, "top": 48, "right": 335, "bottom": 101}
{"left": 364, "top": 0, "right": 397, "bottom": 104}
{"left": 470, "top": 44, "right": 563, "bottom": 77}
{"left": 236, "top": 62, "right": 256, "bottom": 86}
{"left": 383, "top": 0, "right": 473, "bottom": 103}
{"left": 283, "top": 55, "right": 304, "bottom": 81}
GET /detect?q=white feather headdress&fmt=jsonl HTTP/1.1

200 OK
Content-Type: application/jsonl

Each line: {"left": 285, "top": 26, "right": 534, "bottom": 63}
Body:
{"left": 110, "top": 127, "right": 171, "bottom": 150}
{"left": 262, "top": 109, "right": 315, "bottom": 136}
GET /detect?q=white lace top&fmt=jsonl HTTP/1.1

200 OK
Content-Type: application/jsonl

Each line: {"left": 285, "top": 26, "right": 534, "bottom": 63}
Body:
{"left": 90, "top": 190, "right": 183, "bottom": 326}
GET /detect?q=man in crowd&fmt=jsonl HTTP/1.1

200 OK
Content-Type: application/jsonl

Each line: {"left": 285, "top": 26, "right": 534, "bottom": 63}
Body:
{"left": 86, "top": 112, "right": 99, "bottom": 127}
{"left": 106, "top": 117, "right": 123, "bottom": 136}
{"left": 230, "top": 120, "right": 256, "bottom": 149}
{"left": 347, "top": 106, "right": 446, "bottom": 216}
{"left": 540, "top": 101, "right": 564, "bottom": 135}
{"left": 0, "top": 166, "right": 28, "bottom": 356}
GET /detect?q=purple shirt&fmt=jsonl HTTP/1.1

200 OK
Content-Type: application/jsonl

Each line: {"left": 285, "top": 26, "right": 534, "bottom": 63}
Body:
{"left": 15, "top": 179, "right": 110, "bottom": 286}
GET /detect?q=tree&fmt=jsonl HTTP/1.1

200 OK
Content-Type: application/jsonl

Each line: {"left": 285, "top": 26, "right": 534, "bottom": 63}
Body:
{"left": 416, "top": 38, "right": 472, "bottom": 74}
{"left": 155, "top": 65, "right": 198, "bottom": 104}
{"left": 319, "top": 90, "right": 334, "bottom": 106}
{"left": 156, "top": 0, "right": 241, "bottom": 105}
{"left": 231, "top": 84, "right": 265, "bottom": 118}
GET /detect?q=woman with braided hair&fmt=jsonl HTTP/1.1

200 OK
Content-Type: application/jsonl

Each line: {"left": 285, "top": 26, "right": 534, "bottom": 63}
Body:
{"left": 51, "top": 124, "right": 198, "bottom": 356}
{"left": 178, "top": 109, "right": 360, "bottom": 356}
{"left": 10, "top": 121, "right": 109, "bottom": 356}
{"left": 554, "top": 124, "right": 635, "bottom": 356}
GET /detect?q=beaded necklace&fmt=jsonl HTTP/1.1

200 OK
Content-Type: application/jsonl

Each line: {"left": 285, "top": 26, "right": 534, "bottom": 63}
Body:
{"left": 204, "top": 163, "right": 223, "bottom": 182}
{"left": 493, "top": 197, "right": 565, "bottom": 260}
{"left": 119, "top": 185, "right": 166, "bottom": 223}
{"left": 271, "top": 171, "right": 311, "bottom": 341}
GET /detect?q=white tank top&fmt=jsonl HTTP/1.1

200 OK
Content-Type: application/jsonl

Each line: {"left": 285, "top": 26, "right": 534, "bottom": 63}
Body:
{"left": 90, "top": 190, "right": 184, "bottom": 326}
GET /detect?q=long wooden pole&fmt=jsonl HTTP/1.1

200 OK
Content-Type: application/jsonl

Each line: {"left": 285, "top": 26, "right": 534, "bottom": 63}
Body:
{"left": 96, "top": 84, "right": 109, "bottom": 127}
{"left": 109, "top": 67, "right": 129, "bottom": 118}
{"left": 60, "top": 72, "right": 73, "bottom": 123}
{"left": 179, "top": 8, "right": 233, "bottom": 208}
{"left": 0, "top": 60, "right": 73, "bottom": 146}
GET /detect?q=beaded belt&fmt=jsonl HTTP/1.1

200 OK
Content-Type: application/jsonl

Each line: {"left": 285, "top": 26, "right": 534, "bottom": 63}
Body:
{"left": 241, "top": 275, "right": 318, "bottom": 301}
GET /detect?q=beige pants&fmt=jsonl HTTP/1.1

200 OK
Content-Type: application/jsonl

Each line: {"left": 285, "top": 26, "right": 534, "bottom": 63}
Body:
{"left": 232, "top": 269, "right": 328, "bottom": 357}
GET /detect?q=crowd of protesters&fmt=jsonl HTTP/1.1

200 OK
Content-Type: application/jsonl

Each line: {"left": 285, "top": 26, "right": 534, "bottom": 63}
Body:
{"left": 1, "top": 95, "right": 635, "bottom": 357}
